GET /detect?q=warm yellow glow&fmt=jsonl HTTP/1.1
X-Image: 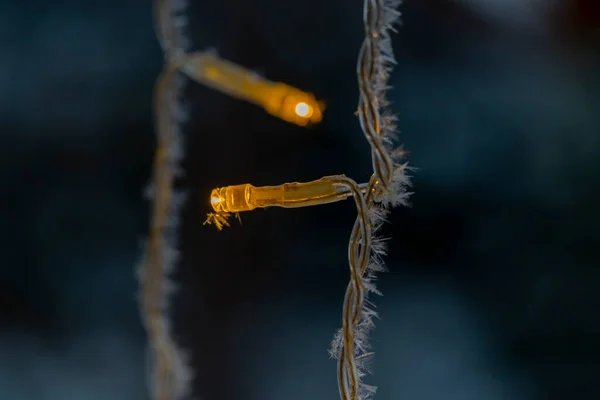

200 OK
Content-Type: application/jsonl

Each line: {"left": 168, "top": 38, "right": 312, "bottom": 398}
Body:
{"left": 179, "top": 53, "right": 324, "bottom": 127}
{"left": 268, "top": 88, "right": 323, "bottom": 126}
{"left": 208, "top": 176, "right": 370, "bottom": 215}
{"left": 295, "top": 102, "right": 313, "bottom": 118}
{"left": 205, "top": 177, "right": 372, "bottom": 229}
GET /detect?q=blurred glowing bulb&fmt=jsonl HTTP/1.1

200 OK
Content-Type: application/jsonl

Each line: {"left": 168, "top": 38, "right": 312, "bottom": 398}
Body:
{"left": 179, "top": 52, "right": 324, "bottom": 126}
{"left": 295, "top": 102, "right": 313, "bottom": 118}
{"left": 211, "top": 195, "right": 223, "bottom": 205}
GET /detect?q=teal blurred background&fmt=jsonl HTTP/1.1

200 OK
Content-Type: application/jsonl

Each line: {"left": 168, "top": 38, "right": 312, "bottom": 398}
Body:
{"left": 1, "top": 0, "right": 599, "bottom": 399}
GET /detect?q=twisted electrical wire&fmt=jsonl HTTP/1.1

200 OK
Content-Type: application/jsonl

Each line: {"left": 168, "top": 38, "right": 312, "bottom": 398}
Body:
{"left": 139, "top": 1, "right": 191, "bottom": 400}
{"left": 333, "top": 1, "right": 407, "bottom": 399}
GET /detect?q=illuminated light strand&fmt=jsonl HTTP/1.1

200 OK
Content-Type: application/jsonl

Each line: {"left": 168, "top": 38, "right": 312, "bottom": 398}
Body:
{"left": 202, "top": 2, "right": 410, "bottom": 400}
{"left": 210, "top": 176, "right": 371, "bottom": 213}
{"left": 178, "top": 52, "right": 325, "bottom": 126}
{"left": 145, "top": 0, "right": 409, "bottom": 400}
{"left": 204, "top": 177, "right": 371, "bottom": 231}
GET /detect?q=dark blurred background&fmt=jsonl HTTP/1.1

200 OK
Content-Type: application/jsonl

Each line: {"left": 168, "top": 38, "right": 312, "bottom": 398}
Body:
{"left": 2, "top": 0, "right": 599, "bottom": 399}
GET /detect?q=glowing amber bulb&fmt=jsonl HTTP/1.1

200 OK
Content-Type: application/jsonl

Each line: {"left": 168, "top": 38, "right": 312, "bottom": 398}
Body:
{"left": 265, "top": 84, "right": 323, "bottom": 126}
{"left": 211, "top": 195, "right": 223, "bottom": 206}
{"left": 205, "top": 177, "right": 371, "bottom": 230}
{"left": 178, "top": 52, "right": 324, "bottom": 126}
{"left": 209, "top": 176, "right": 370, "bottom": 214}
{"left": 295, "top": 102, "right": 313, "bottom": 118}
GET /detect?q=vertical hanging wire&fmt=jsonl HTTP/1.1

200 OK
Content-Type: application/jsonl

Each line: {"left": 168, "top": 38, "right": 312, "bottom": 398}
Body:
{"left": 333, "top": 1, "right": 409, "bottom": 399}
{"left": 139, "top": 1, "right": 191, "bottom": 399}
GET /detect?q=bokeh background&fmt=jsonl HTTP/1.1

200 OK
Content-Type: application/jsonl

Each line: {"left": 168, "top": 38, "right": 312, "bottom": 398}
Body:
{"left": 2, "top": 0, "right": 599, "bottom": 399}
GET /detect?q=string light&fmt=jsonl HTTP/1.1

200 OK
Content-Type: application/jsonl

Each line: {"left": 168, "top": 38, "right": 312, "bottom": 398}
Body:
{"left": 206, "top": 176, "right": 369, "bottom": 220}
{"left": 144, "top": 1, "right": 408, "bottom": 400}
{"left": 202, "top": 3, "right": 409, "bottom": 400}
{"left": 178, "top": 52, "right": 324, "bottom": 126}
{"left": 204, "top": 176, "right": 371, "bottom": 230}
{"left": 143, "top": 1, "right": 330, "bottom": 396}
{"left": 210, "top": 176, "right": 372, "bottom": 213}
